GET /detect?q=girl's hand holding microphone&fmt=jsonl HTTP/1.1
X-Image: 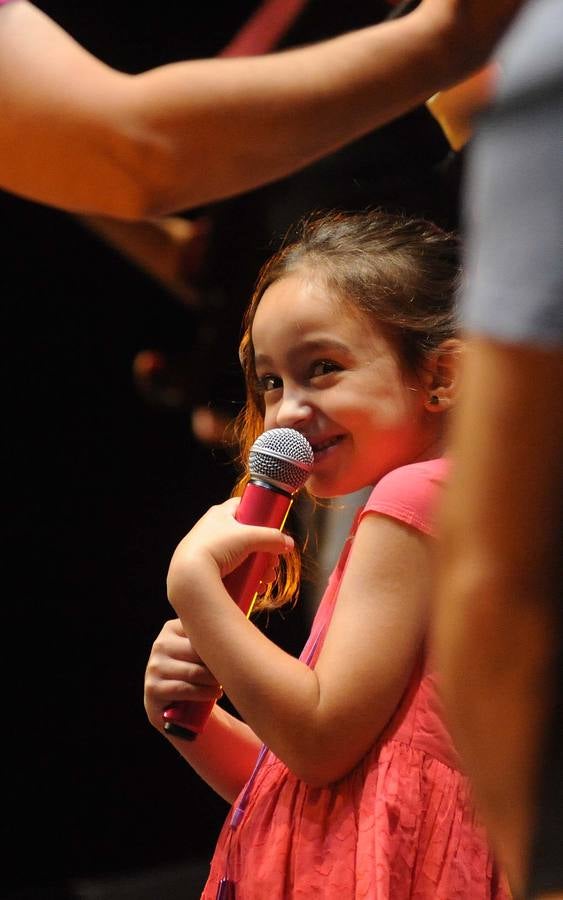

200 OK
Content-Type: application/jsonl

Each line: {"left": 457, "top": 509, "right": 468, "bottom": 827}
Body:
{"left": 157, "top": 430, "right": 309, "bottom": 741}
{"left": 144, "top": 612, "right": 265, "bottom": 805}
{"left": 165, "top": 496, "right": 294, "bottom": 612}
{"left": 144, "top": 618, "right": 223, "bottom": 734}
{"left": 144, "top": 497, "right": 287, "bottom": 737}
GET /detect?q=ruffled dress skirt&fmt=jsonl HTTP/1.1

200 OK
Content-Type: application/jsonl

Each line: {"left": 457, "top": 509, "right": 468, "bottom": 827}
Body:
{"left": 201, "top": 733, "right": 510, "bottom": 899}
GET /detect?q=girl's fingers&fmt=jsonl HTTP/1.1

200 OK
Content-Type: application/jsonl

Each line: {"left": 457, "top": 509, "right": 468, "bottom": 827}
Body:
{"left": 148, "top": 653, "right": 219, "bottom": 686}
{"left": 145, "top": 662, "right": 223, "bottom": 706}
{"left": 153, "top": 619, "right": 205, "bottom": 664}
{"left": 151, "top": 679, "right": 223, "bottom": 703}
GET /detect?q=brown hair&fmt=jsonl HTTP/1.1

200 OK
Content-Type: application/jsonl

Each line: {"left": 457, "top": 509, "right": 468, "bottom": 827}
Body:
{"left": 233, "top": 209, "right": 460, "bottom": 610}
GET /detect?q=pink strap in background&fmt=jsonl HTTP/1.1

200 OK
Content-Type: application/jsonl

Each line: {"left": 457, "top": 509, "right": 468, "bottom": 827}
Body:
{"left": 220, "top": 0, "right": 308, "bottom": 57}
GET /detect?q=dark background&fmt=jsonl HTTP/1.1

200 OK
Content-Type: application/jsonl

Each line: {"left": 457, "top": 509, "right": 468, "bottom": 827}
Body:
{"left": 1, "top": 2, "right": 461, "bottom": 896}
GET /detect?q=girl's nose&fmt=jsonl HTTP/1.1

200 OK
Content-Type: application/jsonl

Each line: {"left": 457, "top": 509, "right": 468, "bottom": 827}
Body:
{"left": 272, "top": 391, "right": 313, "bottom": 431}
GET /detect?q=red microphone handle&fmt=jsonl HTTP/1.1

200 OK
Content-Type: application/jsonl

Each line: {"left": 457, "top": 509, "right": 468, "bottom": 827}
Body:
{"left": 162, "top": 481, "right": 293, "bottom": 740}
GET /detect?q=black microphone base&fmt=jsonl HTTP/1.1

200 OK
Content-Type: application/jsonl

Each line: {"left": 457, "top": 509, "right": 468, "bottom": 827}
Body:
{"left": 163, "top": 721, "right": 198, "bottom": 741}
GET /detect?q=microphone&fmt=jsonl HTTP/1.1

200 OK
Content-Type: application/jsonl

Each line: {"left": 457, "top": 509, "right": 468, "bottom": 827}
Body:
{"left": 162, "top": 427, "right": 314, "bottom": 740}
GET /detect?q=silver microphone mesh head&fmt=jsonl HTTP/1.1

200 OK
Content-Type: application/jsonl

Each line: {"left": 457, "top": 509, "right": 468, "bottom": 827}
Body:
{"left": 248, "top": 428, "right": 313, "bottom": 493}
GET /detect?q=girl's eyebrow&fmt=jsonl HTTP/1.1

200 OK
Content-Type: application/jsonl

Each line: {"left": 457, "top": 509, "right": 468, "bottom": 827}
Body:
{"left": 254, "top": 337, "right": 351, "bottom": 370}
{"left": 253, "top": 351, "right": 274, "bottom": 369}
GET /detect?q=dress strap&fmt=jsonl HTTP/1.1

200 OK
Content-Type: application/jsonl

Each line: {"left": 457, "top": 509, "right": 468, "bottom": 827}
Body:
{"left": 228, "top": 622, "right": 325, "bottom": 832}
{"left": 217, "top": 614, "right": 326, "bottom": 894}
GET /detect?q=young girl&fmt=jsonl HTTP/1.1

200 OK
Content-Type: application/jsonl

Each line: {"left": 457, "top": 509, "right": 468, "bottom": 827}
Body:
{"left": 144, "top": 210, "right": 509, "bottom": 899}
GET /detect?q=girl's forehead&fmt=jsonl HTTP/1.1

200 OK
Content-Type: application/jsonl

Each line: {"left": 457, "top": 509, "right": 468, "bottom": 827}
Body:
{"left": 255, "top": 272, "right": 355, "bottom": 324}
{"left": 251, "top": 273, "right": 389, "bottom": 359}
{"left": 251, "top": 271, "right": 374, "bottom": 343}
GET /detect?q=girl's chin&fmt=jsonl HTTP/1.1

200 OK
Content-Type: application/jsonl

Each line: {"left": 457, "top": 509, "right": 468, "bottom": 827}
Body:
{"left": 307, "top": 474, "right": 362, "bottom": 500}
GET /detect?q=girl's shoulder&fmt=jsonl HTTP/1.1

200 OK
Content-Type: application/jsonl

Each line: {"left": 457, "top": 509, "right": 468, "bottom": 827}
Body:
{"left": 359, "top": 458, "right": 449, "bottom": 538}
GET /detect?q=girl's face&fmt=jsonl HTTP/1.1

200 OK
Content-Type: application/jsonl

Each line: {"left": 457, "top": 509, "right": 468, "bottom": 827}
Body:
{"left": 251, "top": 273, "right": 441, "bottom": 498}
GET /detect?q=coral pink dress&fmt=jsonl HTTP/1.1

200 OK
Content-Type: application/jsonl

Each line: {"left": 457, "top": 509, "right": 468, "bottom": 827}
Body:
{"left": 202, "top": 460, "right": 510, "bottom": 899}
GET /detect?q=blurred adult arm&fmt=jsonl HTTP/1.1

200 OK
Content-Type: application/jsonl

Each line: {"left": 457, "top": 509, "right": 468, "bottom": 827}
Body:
{"left": 0, "top": 0, "right": 520, "bottom": 219}
{"left": 78, "top": 214, "right": 210, "bottom": 307}
{"left": 434, "top": 340, "right": 563, "bottom": 896}
{"left": 433, "top": 3, "right": 563, "bottom": 893}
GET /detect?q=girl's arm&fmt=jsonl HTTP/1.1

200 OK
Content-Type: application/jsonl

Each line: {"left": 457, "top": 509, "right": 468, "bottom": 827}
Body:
{"left": 144, "top": 618, "right": 261, "bottom": 803}
{"left": 0, "top": 1, "right": 520, "bottom": 219}
{"left": 167, "top": 501, "right": 430, "bottom": 787}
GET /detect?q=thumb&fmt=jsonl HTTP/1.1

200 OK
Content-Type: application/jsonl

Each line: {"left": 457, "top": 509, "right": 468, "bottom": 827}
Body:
{"left": 231, "top": 521, "right": 294, "bottom": 558}
{"left": 219, "top": 523, "right": 294, "bottom": 577}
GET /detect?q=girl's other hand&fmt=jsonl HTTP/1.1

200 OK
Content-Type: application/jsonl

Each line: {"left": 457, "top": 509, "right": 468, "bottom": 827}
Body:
{"left": 144, "top": 618, "right": 222, "bottom": 731}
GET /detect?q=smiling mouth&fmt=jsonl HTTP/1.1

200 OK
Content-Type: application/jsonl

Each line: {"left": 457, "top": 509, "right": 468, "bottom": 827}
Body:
{"left": 310, "top": 435, "right": 345, "bottom": 458}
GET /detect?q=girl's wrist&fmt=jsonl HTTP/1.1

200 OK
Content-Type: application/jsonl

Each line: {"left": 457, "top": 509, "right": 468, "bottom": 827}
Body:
{"left": 167, "top": 546, "right": 221, "bottom": 611}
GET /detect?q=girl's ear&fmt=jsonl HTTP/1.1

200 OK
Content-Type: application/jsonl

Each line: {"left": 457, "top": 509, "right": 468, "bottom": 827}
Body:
{"left": 419, "top": 339, "right": 464, "bottom": 413}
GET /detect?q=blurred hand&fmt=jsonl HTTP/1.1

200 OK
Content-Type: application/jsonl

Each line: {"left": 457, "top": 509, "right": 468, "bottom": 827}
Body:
{"left": 426, "top": 61, "right": 499, "bottom": 150}
{"left": 416, "top": 0, "right": 523, "bottom": 79}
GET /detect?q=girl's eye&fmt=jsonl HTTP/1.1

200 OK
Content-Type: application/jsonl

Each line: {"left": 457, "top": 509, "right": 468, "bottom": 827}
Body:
{"left": 256, "top": 374, "right": 282, "bottom": 393}
{"left": 311, "top": 360, "right": 340, "bottom": 379}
